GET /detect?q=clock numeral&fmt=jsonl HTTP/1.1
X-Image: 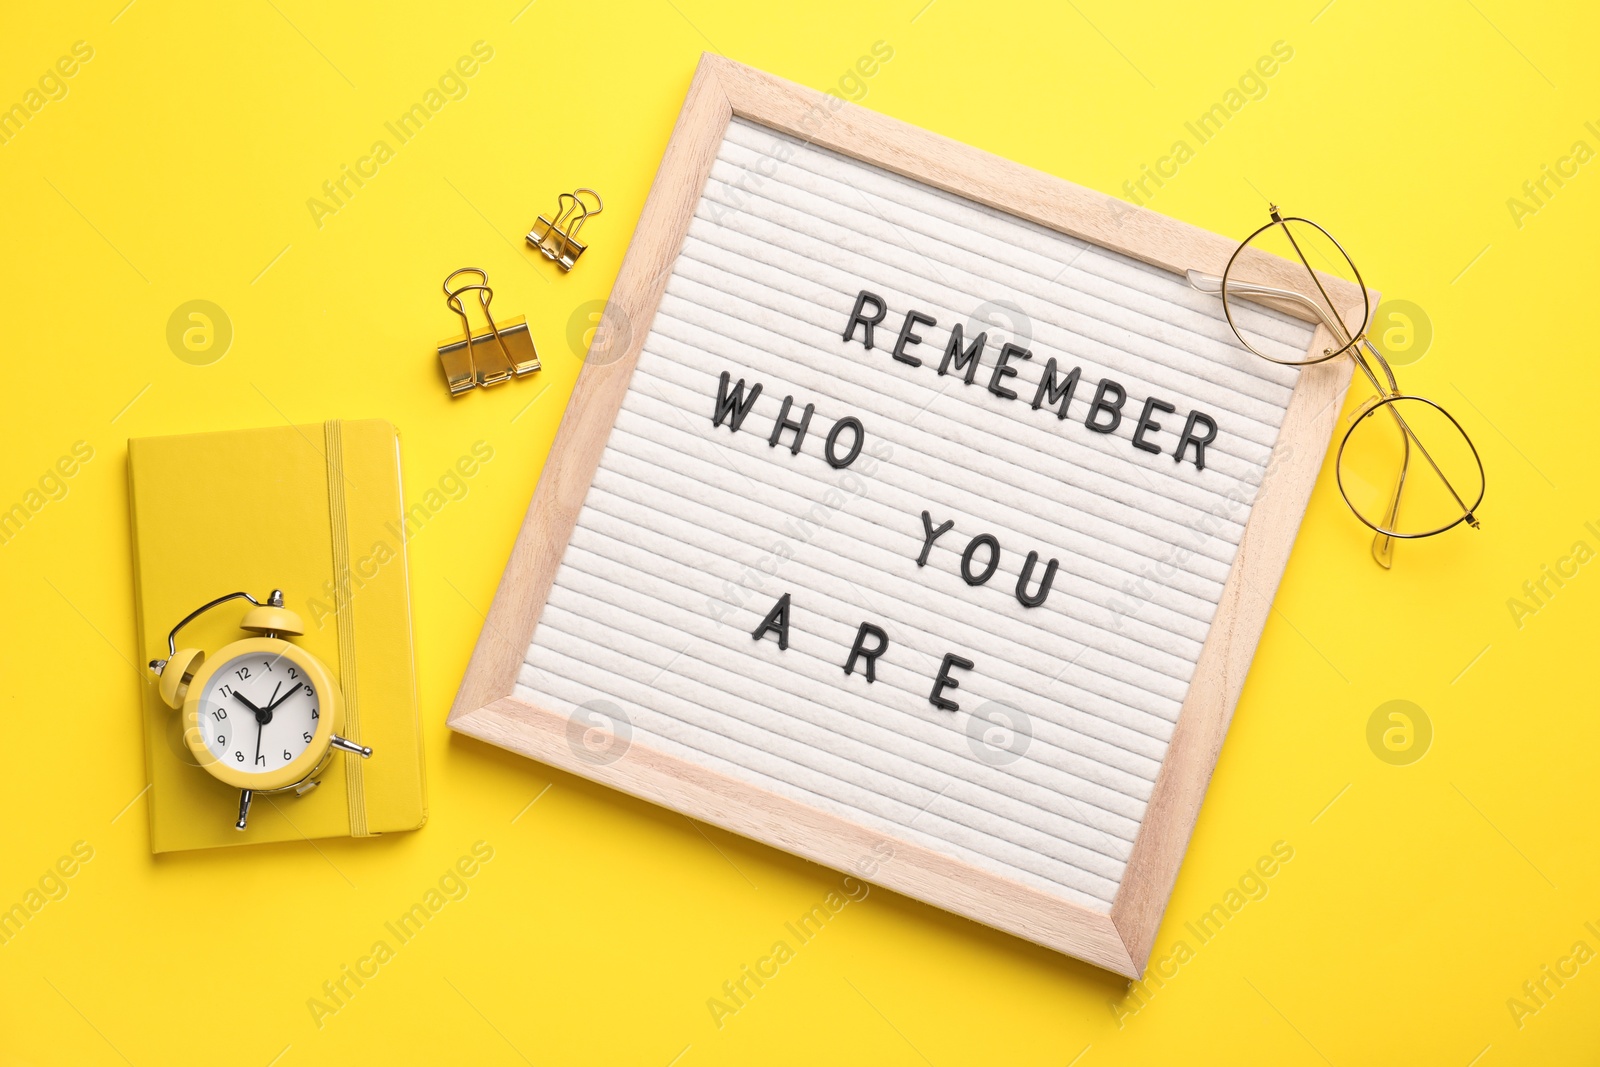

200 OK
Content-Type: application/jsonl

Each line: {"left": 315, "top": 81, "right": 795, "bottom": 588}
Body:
{"left": 218, "top": 684, "right": 232, "bottom": 699}
{"left": 213, "top": 708, "right": 227, "bottom": 721}
{"left": 302, "top": 731, "right": 312, "bottom": 742}
{"left": 216, "top": 735, "right": 225, "bottom": 745}
{"left": 255, "top": 753, "right": 266, "bottom": 766}
{"left": 235, "top": 666, "right": 251, "bottom": 681}
{"left": 283, "top": 749, "right": 293, "bottom": 761}
{"left": 234, "top": 751, "right": 244, "bottom": 762}
{"left": 261, "top": 659, "right": 274, "bottom": 672}
{"left": 311, "top": 708, "right": 319, "bottom": 720}
{"left": 303, "top": 683, "right": 314, "bottom": 696}
{"left": 287, "top": 667, "right": 298, "bottom": 680}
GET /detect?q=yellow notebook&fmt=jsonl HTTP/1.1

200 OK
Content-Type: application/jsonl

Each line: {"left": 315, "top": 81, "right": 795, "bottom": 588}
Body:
{"left": 128, "top": 419, "right": 427, "bottom": 853}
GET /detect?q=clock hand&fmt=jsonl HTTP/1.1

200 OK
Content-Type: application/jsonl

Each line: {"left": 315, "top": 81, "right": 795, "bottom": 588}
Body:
{"left": 254, "top": 714, "right": 264, "bottom": 767}
{"left": 233, "top": 692, "right": 269, "bottom": 724}
{"left": 263, "top": 681, "right": 300, "bottom": 715}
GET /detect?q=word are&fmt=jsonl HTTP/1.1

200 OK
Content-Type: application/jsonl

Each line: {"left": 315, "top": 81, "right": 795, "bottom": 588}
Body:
{"left": 307, "top": 41, "right": 495, "bottom": 229}
{"left": 751, "top": 592, "right": 976, "bottom": 712}
{"left": 1507, "top": 121, "right": 1600, "bottom": 230}
{"left": 713, "top": 371, "right": 867, "bottom": 469}
{"left": 917, "top": 510, "right": 1059, "bottom": 608}
{"left": 1, "top": 40, "right": 94, "bottom": 146}
{"left": 842, "top": 291, "right": 1221, "bottom": 470}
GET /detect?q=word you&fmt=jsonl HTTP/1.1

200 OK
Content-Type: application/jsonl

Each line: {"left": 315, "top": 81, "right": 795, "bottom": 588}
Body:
{"left": 0, "top": 841, "right": 95, "bottom": 947}
{"left": 707, "top": 875, "right": 870, "bottom": 1029}
{"left": 1506, "top": 523, "right": 1599, "bottom": 630}
{"left": 1506, "top": 121, "right": 1600, "bottom": 230}
{"left": 307, "top": 841, "right": 494, "bottom": 1028}
{"left": 1, "top": 440, "right": 95, "bottom": 547}
{"left": 1121, "top": 41, "right": 1294, "bottom": 206}
{"left": 843, "top": 291, "right": 1222, "bottom": 470}
{"left": 1112, "top": 840, "right": 1294, "bottom": 1027}
{"left": 1506, "top": 922, "right": 1600, "bottom": 1030}
{"left": 1, "top": 40, "right": 94, "bottom": 146}
{"left": 307, "top": 41, "right": 495, "bottom": 229}
{"left": 306, "top": 440, "right": 494, "bottom": 628}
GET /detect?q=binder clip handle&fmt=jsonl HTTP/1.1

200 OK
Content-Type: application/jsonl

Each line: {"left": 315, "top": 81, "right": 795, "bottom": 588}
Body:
{"left": 528, "top": 188, "right": 604, "bottom": 271}
{"left": 443, "top": 268, "right": 500, "bottom": 338}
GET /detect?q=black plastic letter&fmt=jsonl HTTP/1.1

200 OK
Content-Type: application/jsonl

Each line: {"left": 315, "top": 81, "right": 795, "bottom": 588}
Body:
{"left": 937, "top": 323, "right": 985, "bottom": 385}
{"left": 1132, "top": 396, "right": 1177, "bottom": 454}
{"left": 1031, "top": 358, "right": 1082, "bottom": 420}
{"left": 751, "top": 592, "right": 792, "bottom": 650}
{"left": 824, "top": 416, "right": 865, "bottom": 469}
{"left": 960, "top": 534, "right": 1001, "bottom": 586}
{"left": 712, "top": 370, "right": 763, "bottom": 432}
{"left": 1175, "top": 410, "right": 1219, "bottom": 471}
{"left": 917, "top": 510, "right": 955, "bottom": 567}
{"left": 891, "top": 310, "right": 937, "bottom": 368}
{"left": 1084, "top": 379, "right": 1127, "bottom": 434}
{"left": 988, "top": 343, "right": 1033, "bottom": 401}
{"left": 844, "top": 622, "right": 889, "bottom": 683}
{"left": 1014, "top": 551, "right": 1059, "bottom": 608}
{"left": 843, "top": 290, "right": 887, "bottom": 349}
{"left": 769, "top": 396, "right": 816, "bottom": 455}
{"left": 928, "top": 653, "right": 975, "bottom": 712}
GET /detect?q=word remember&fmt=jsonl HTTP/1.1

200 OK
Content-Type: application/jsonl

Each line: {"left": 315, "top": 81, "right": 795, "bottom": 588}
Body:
{"left": 842, "top": 290, "right": 1222, "bottom": 470}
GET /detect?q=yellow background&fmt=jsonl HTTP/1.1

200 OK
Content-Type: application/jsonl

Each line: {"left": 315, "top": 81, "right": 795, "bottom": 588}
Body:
{"left": 1, "top": 0, "right": 1595, "bottom": 1063}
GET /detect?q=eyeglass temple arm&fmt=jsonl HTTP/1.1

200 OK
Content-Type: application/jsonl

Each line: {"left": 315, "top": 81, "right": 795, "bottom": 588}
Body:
{"left": 1187, "top": 270, "right": 1413, "bottom": 567}
{"left": 1185, "top": 270, "right": 1356, "bottom": 343}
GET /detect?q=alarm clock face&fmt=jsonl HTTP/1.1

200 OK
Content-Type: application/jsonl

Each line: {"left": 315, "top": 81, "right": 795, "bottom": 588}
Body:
{"left": 196, "top": 651, "right": 322, "bottom": 774}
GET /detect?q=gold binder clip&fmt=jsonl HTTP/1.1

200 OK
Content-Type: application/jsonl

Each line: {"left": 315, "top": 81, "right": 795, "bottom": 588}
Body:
{"left": 526, "top": 188, "right": 603, "bottom": 271}
{"left": 436, "top": 268, "right": 539, "bottom": 397}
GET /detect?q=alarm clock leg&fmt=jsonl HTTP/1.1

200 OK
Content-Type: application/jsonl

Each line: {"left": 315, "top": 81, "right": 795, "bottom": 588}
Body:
{"left": 235, "top": 789, "right": 253, "bottom": 831}
{"left": 330, "top": 735, "right": 373, "bottom": 758}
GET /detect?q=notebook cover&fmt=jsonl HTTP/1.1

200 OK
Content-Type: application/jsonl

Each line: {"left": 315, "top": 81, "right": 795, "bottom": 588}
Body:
{"left": 128, "top": 419, "right": 427, "bottom": 853}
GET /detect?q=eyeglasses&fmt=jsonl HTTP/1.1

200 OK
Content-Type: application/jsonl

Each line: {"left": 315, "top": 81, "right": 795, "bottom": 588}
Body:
{"left": 1187, "top": 205, "right": 1484, "bottom": 569}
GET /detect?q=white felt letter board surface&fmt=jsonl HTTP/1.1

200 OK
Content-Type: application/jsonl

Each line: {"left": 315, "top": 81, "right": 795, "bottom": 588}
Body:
{"left": 449, "top": 55, "right": 1366, "bottom": 976}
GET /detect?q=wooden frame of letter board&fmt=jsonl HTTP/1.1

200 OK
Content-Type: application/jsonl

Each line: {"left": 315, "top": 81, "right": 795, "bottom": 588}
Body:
{"left": 449, "top": 54, "right": 1369, "bottom": 977}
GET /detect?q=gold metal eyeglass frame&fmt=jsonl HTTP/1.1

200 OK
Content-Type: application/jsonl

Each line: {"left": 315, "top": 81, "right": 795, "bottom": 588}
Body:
{"left": 1187, "top": 205, "right": 1485, "bottom": 569}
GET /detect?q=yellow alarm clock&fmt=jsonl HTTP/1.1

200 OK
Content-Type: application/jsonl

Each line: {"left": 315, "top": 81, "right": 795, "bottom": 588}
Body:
{"left": 148, "top": 589, "right": 372, "bottom": 830}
